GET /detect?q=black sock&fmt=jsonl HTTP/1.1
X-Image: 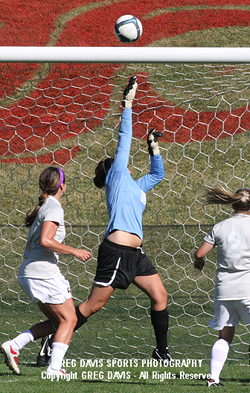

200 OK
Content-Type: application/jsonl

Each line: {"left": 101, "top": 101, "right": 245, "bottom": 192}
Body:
{"left": 74, "top": 305, "right": 88, "bottom": 331}
{"left": 151, "top": 308, "right": 169, "bottom": 353}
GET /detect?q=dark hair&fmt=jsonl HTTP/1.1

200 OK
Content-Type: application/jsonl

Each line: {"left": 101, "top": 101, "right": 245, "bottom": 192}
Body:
{"left": 93, "top": 158, "right": 114, "bottom": 189}
{"left": 25, "top": 167, "right": 65, "bottom": 227}
{"left": 203, "top": 186, "right": 250, "bottom": 212}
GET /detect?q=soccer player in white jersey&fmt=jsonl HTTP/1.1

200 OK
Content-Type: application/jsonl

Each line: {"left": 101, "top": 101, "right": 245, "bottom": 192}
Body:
{"left": 194, "top": 186, "right": 250, "bottom": 387}
{"left": 1, "top": 167, "right": 91, "bottom": 376}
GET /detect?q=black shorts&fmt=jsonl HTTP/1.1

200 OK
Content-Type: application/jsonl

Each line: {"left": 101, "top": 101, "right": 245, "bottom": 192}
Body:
{"left": 94, "top": 238, "right": 157, "bottom": 290}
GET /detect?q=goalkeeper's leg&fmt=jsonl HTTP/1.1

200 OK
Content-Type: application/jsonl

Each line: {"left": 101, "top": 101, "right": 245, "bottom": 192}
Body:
{"left": 133, "top": 274, "right": 171, "bottom": 361}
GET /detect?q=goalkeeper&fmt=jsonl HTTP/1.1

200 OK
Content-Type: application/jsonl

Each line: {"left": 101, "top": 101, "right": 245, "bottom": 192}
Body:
{"left": 37, "top": 75, "right": 171, "bottom": 365}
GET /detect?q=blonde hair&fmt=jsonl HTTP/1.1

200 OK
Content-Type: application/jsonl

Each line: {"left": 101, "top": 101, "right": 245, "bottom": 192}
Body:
{"left": 203, "top": 186, "right": 250, "bottom": 211}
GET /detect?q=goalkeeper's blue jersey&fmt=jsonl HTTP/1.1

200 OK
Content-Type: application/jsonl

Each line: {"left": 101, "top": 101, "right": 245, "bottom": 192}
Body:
{"left": 104, "top": 108, "right": 164, "bottom": 241}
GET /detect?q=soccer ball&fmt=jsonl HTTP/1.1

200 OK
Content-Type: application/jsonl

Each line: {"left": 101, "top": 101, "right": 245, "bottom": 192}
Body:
{"left": 114, "top": 15, "right": 143, "bottom": 43}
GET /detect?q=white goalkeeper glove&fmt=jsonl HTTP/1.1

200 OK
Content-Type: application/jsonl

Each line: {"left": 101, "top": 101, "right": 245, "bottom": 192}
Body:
{"left": 122, "top": 76, "right": 138, "bottom": 108}
{"left": 147, "top": 128, "right": 163, "bottom": 156}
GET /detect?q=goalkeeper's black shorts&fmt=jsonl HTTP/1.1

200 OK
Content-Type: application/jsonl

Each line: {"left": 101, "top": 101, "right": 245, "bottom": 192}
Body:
{"left": 94, "top": 238, "right": 157, "bottom": 290}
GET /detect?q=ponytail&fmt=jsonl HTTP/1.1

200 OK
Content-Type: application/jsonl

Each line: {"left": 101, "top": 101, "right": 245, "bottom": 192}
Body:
{"left": 203, "top": 186, "right": 250, "bottom": 211}
{"left": 25, "top": 192, "right": 47, "bottom": 227}
{"left": 25, "top": 167, "right": 65, "bottom": 227}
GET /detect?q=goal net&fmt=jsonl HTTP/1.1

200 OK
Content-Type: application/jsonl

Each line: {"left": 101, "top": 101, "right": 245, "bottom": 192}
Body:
{"left": 0, "top": 47, "right": 250, "bottom": 364}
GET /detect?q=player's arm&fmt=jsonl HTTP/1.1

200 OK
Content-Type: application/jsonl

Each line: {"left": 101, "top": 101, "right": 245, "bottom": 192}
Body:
{"left": 112, "top": 76, "right": 137, "bottom": 171}
{"left": 113, "top": 108, "right": 133, "bottom": 171}
{"left": 193, "top": 241, "right": 214, "bottom": 271}
{"left": 40, "top": 221, "right": 91, "bottom": 262}
{"left": 136, "top": 129, "right": 164, "bottom": 192}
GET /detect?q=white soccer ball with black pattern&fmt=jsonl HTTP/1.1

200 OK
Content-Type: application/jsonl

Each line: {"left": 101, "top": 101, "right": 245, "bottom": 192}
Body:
{"left": 114, "top": 15, "right": 143, "bottom": 43}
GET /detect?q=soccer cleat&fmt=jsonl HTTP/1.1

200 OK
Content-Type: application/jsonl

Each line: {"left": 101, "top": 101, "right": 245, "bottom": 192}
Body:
{"left": 122, "top": 76, "right": 138, "bottom": 108}
{"left": 1, "top": 341, "right": 20, "bottom": 374}
{"left": 207, "top": 378, "right": 220, "bottom": 387}
{"left": 36, "top": 334, "right": 54, "bottom": 367}
{"left": 152, "top": 347, "right": 172, "bottom": 362}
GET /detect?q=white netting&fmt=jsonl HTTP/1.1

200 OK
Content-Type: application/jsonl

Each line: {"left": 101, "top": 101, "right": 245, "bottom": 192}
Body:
{"left": 0, "top": 61, "right": 250, "bottom": 363}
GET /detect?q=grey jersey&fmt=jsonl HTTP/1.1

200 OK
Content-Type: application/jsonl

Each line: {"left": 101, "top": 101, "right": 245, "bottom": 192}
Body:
{"left": 204, "top": 213, "right": 250, "bottom": 300}
{"left": 18, "top": 196, "right": 65, "bottom": 279}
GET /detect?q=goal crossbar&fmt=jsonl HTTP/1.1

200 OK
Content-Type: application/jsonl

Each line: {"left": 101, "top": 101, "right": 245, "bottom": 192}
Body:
{"left": 1, "top": 46, "right": 250, "bottom": 63}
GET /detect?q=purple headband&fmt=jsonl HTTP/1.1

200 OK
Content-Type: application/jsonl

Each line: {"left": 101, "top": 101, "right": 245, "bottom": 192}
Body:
{"left": 56, "top": 167, "right": 65, "bottom": 189}
{"left": 44, "top": 167, "right": 65, "bottom": 193}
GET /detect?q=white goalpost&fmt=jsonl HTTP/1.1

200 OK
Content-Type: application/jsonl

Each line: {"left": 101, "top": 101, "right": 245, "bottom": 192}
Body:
{"left": 1, "top": 46, "right": 250, "bottom": 62}
{"left": 0, "top": 46, "right": 250, "bottom": 364}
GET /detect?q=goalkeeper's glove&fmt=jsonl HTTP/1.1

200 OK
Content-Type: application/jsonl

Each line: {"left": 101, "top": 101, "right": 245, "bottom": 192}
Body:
{"left": 147, "top": 128, "right": 163, "bottom": 156}
{"left": 122, "top": 76, "right": 137, "bottom": 108}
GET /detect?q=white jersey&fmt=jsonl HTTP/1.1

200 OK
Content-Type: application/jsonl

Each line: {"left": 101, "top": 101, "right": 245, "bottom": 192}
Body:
{"left": 204, "top": 213, "right": 250, "bottom": 300}
{"left": 18, "top": 196, "right": 66, "bottom": 279}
